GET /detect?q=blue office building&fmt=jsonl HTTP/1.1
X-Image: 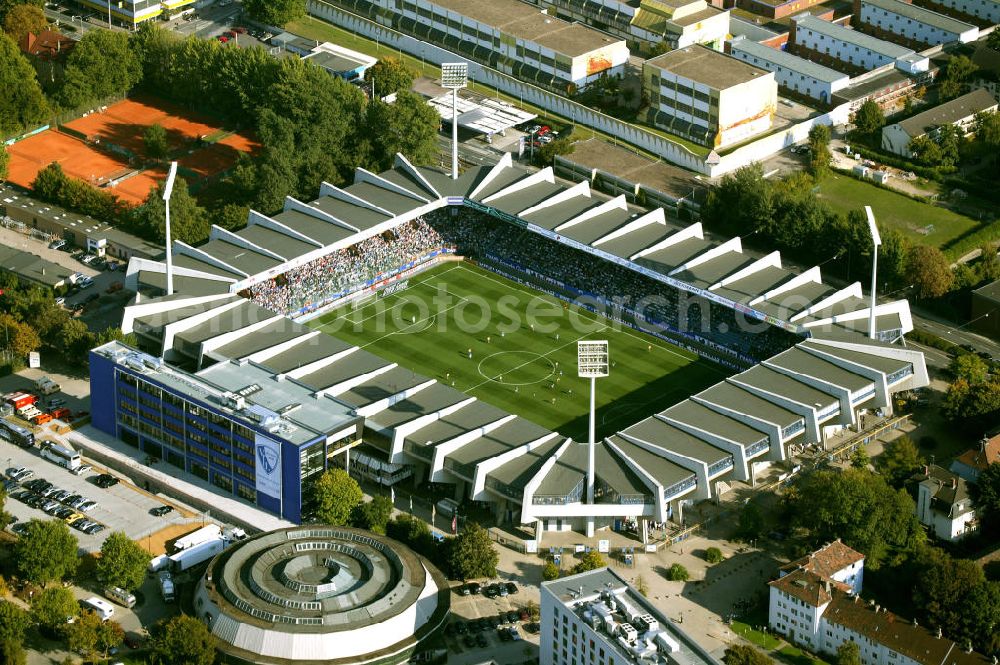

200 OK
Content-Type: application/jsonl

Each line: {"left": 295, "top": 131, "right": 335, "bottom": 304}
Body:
{"left": 90, "top": 342, "right": 362, "bottom": 523}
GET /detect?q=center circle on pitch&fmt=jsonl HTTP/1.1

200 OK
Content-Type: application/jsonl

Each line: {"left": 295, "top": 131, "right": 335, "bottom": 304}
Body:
{"left": 477, "top": 351, "right": 556, "bottom": 386}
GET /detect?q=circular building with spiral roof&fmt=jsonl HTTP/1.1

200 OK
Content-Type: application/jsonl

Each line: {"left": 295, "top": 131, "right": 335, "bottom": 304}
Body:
{"left": 194, "top": 526, "right": 450, "bottom": 665}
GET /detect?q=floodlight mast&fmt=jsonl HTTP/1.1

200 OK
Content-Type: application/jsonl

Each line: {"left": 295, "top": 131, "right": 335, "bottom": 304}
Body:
{"left": 163, "top": 162, "right": 178, "bottom": 297}
{"left": 865, "top": 206, "right": 882, "bottom": 340}
{"left": 578, "top": 340, "right": 609, "bottom": 539}
{"left": 441, "top": 63, "right": 468, "bottom": 180}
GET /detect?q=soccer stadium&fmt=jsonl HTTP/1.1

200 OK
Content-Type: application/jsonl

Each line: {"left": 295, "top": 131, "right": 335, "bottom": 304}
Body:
{"left": 90, "top": 152, "right": 928, "bottom": 540}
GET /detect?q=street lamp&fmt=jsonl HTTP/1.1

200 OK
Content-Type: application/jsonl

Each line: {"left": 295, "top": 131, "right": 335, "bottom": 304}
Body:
{"left": 441, "top": 63, "right": 468, "bottom": 180}
{"left": 163, "top": 161, "right": 178, "bottom": 296}
{"left": 578, "top": 340, "right": 609, "bottom": 538}
{"left": 865, "top": 206, "right": 881, "bottom": 340}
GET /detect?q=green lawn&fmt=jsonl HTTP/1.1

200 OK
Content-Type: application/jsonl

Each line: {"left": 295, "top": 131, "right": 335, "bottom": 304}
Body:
{"left": 283, "top": 16, "right": 711, "bottom": 158}
{"left": 731, "top": 621, "right": 781, "bottom": 650}
{"left": 309, "top": 263, "right": 727, "bottom": 440}
{"left": 815, "top": 173, "right": 979, "bottom": 248}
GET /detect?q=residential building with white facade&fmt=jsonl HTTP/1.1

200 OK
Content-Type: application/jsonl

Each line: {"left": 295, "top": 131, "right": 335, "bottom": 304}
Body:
{"left": 777, "top": 539, "right": 864, "bottom": 595}
{"left": 769, "top": 542, "right": 993, "bottom": 665}
{"left": 643, "top": 44, "right": 778, "bottom": 147}
{"left": 312, "top": 0, "right": 629, "bottom": 92}
{"left": 728, "top": 36, "right": 851, "bottom": 104}
{"left": 919, "top": 0, "right": 1000, "bottom": 23}
{"left": 541, "top": 567, "right": 720, "bottom": 665}
{"left": 790, "top": 15, "right": 930, "bottom": 74}
{"left": 533, "top": 0, "right": 731, "bottom": 52}
{"left": 855, "top": 0, "right": 980, "bottom": 46}
{"left": 881, "top": 88, "right": 998, "bottom": 156}
{"left": 950, "top": 430, "right": 1000, "bottom": 483}
{"left": 912, "top": 465, "right": 978, "bottom": 541}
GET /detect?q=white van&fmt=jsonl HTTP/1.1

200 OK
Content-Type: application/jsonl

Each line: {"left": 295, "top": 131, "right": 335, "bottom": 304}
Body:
{"left": 80, "top": 597, "right": 115, "bottom": 621}
{"left": 104, "top": 586, "right": 136, "bottom": 609}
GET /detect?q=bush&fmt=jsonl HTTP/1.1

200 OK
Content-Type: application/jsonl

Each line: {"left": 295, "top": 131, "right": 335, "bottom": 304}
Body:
{"left": 665, "top": 563, "right": 689, "bottom": 581}
{"left": 705, "top": 547, "right": 724, "bottom": 564}
{"left": 542, "top": 562, "right": 560, "bottom": 581}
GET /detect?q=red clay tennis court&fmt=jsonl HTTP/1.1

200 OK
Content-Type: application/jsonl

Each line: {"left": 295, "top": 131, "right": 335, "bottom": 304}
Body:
{"left": 4, "top": 131, "right": 152, "bottom": 204}
{"left": 6, "top": 96, "right": 257, "bottom": 206}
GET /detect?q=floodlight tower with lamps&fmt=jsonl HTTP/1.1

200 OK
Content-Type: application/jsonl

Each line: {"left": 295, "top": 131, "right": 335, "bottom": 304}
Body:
{"left": 163, "top": 161, "right": 178, "bottom": 297}
{"left": 441, "top": 63, "right": 468, "bottom": 180}
{"left": 578, "top": 340, "right": 609, "bottom": 538}
{"left": 865, "top": 206, "right": 882, "bottom": 340}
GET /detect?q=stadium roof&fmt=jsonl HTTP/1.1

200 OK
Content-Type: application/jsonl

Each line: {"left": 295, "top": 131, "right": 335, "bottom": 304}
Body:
{"left": 117, "top": 153, "right": 928, "bottom": 523}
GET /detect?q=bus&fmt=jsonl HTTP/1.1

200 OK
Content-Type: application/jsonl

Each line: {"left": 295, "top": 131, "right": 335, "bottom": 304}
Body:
{"left": 40, "top": 443, "right": 81, "bottom": 471}
{"left": 0, "top": 419, "right": 35, "bottom": 448}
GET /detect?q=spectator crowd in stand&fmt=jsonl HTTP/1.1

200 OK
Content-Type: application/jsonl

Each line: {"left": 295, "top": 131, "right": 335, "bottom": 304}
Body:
{"left": 246, "top": 208, "right": 801, "bottom": 362}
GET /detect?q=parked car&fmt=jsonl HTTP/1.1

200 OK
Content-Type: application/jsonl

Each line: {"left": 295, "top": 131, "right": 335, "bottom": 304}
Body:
{"left": 505, "top": 582, "right": 518, "bottom": 595}
{"left": 150, "top": 505, "right": 173, "bottom": 517}
{"left": 94, "top": 474, "right": 119, "bottom": 488}
{"left": 78, "top": 500, "right": 98, "bottom": 512}
{"left": 48, "top": 239, "right": 67, "bottom": 250}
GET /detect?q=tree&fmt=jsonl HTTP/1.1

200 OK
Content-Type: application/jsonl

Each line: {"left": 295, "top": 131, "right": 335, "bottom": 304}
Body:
{"left": 737, "top": 502, "right": 764, "bottom": 542}
{"left": 0, "top": 601, "right": 29, "bottom": 644}
{"left": 850, "top": 445, "right": 870, "bottom": 470}
{"left": 130, "top": 175, "right": 210, "bottom": 245}
{"left": 2, "top": 4, "right": 46, "bottom": 44}
{"left": 13, "top": 519, "right": 79, "bottom": 585}
{"left": 98, "top": 532, "right": 151, "bottom": 592}
{"left": 701, "top": 163, "right": 774, "bottom": 237}
{"left": 0, "top": 640, "right": 25, "bottom": 665}
{"left": 150, "top": 615, "right": 216, "bottom": 665}
{"left": 0, "top": 145, "right": 7, "bottom": 181}
{"left": 0, "top": 0, "right": 43, "bottom": 24}
{"left": 0, "top": 33, "right": 49, "bottom": 136}
{"left": 55, "top": 318, "right": 95, "bottom": 365}
{"left": 242, "top": 0, "right": 305, "bottom": 26}
{"left": 542, "top": 561, "right": 561, "bottom": 581}
{"left": 96, "top": 619, "right": 125, "bottom": 660}
{"left": 0, "top": 312, "right": 40, "bottom": 359}
{"left": 951, "top": 353, "right": 989, "bottom": 385}
{"left": 535, "top": 136, "right": 575, "bottom": 166}
{"left": 66, "top": 610, "right": 102, "bottom": 660}
{"left": 309, "top": 468, "right": 362, "bottom": 526}
{"left": 808, "top": 124, "right": 831, "bottom": 179}
{"left": 349, "top": 495, "right": 394, "bottom": 534}
{"left": 787, "top": 469, "right": 924, "bottom": 568}
{"left": 144, "top": 123, "right": 169, "bottom": 159}
{"left": 853, "top": 100, "right": 885, "bottom": 136}
{"left": 58, "top": 29, "right": 142, "bottom": 107}
{"left": 989, "top": 30, "right": 1000, "bottom": 52}
{"left": 724, "top": 645, "right": 773, "bottom": 665}
{"left": 938, "top": 55, "right": 977, "bottom": 100}
{"left": 448, "top": 522, "right": 498, "bottom": 580}
{"left": 571, "top": 550, "right": 606, "bottom": 574}
{"left": 911, "top": 546, "right": 1000, "bottom": 653}
{"left": 365, "top": 92, "right": 441, "bottom": 171}
{"left": 386, "top": 514, "right": 436, "bottom": 558}
{"left": 665, "top": 563, "right": 689, "bottom": 581}
{"left": 31, "top": 586, "right": 79, "bottom": 636}
{"left": 906, "top": 245, "right": 953, "bottom": 299}
{"left": 364, "top": 57, "right": 416, "bottom": 97}
{"left": 978, "top": 243, "right": 1000, "bottom": 282}
{"left": 971, "top": 463, "right": 1000, "bottom": 539}
{"left": 877, "top": 436, "right": 923, "bottom": 487}
{"left": 705, "top": 547, "right": 724, "bottom": 564}
{"left": 879, "top": 229, "right": 910, "bottom": 292}
{"left": 836, "top": 640, "right": 862, "bottom": 665}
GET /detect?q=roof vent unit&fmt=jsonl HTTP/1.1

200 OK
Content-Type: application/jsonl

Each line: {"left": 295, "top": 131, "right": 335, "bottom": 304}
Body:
{"left": 635, "top": 614, "right": 659, "bottom": 633}
{"left": 142, "top": 356, "right": 163, "bottom": 371}
{"left": 224, "top": 393, "right": 246, "bottom": 410}
{"left": 617, "top": 622, "right": 638, "bottom": 643}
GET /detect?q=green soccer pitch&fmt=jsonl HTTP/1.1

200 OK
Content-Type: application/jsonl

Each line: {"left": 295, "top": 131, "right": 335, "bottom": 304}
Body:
{"left": 310, "top": 262, "right": 730, "bottom": 440}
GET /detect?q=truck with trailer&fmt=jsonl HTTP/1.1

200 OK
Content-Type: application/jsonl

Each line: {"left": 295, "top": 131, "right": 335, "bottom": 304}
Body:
{"left": 34, "top": 377, "right": 60, "bottom": 395}
{"left": 168, "top": 537, "right": 225, "bottom": 573}
{"left": 171, "top": 524, "right": 222, "bottom": 554}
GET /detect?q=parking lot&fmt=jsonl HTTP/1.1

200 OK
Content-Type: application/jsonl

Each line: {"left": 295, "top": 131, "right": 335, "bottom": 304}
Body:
{"left": 441, "top": 580, "right": 540, "bottom": 664}
{"left": 1, "top": 440, "right": 191, "bottom": 552}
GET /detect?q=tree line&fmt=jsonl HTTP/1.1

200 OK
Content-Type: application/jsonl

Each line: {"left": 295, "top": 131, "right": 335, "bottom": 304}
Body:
{"left": 1, "top": 15, "right": 443, "bottom": 246}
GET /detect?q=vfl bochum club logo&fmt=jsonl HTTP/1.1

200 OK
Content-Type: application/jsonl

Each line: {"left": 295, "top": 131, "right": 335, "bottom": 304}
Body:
{"left": 257, "top": 444, "right": 279, "bottom": 475}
